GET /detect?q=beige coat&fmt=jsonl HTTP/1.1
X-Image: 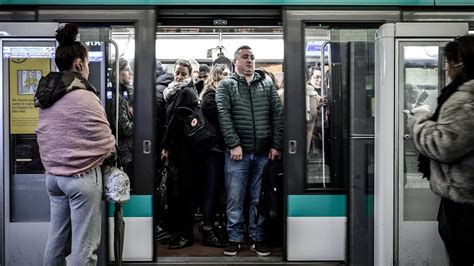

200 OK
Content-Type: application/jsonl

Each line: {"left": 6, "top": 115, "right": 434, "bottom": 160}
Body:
{"left": 408, "top": 80, "right": 474, "bottom": 204}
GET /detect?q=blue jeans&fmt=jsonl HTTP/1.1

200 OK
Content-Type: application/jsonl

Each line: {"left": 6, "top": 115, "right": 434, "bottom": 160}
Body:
{"left": 225, "top": 152, "right": 268, "bottom": 243}
{"left": 44, "top": 166, "right": 103, "bottom": 266}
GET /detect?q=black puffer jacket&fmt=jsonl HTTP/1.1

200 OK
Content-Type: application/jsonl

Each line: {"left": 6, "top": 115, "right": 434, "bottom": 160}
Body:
{"left": 35, "top": 71, "right": 98, "bottom": 108}
{"left": 216, "top": 70, "right": 283, "bottom": 153}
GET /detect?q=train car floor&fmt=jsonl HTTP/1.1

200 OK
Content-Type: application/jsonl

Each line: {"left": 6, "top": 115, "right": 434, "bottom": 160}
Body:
{"left": 156, "top": 225, "right": 283, "bottom": 257}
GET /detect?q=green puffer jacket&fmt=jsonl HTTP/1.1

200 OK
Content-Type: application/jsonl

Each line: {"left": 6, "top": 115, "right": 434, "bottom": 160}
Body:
{"left": 216, "top": 70, "right": 283, "bottom": 153}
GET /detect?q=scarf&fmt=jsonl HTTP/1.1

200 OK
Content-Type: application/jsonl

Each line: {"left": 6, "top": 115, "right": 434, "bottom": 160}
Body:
{"left": 163, "top": 79, "right": 191, "bottom": 102}
{"left": 418, "top": 77, "right": 465, "bottom": 179}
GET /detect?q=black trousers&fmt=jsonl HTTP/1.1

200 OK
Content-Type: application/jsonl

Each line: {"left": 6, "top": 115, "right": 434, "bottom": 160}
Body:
{"left": 167, "top": 137, "right": 196, "bottom": 240}
{"left": 438, "top": 197, "right": 474, "bottom": 266}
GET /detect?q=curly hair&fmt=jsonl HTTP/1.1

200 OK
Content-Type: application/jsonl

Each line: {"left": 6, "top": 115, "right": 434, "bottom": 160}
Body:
{"left": 200, "top": 63, "right": 229, "bottom": 98}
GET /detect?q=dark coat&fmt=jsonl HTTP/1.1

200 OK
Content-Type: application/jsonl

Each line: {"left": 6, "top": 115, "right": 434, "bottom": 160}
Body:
{"left": 215, "top": 70, "right": 283, "bottom": 153}
{"left": 155, "top": 72, "right": 174, "bottom": 146}
{"left": 161, "top": 82, "right": 198, "bottom": 150}
{"left": 109, "top": 83, "right": 134, "bottom": 165}
{"left": 201, "top": 88, "right": 226, "bottom": 151}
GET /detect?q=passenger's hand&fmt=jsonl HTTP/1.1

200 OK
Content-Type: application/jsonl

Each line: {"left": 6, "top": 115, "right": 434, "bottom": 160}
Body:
{"left": 230, "top": 146, "right": 243, "bottom": 161}
{"left": 411, "top": 104, "right": 431, "bottom": 115}
{"left": 268, "top": 148, "right": 281, "bottom": 160}
{"left": 319, "top": 96, "right": 328, "bottom": 108}
{"left": 161, "top": 149, "right": 169, "bottom": 161}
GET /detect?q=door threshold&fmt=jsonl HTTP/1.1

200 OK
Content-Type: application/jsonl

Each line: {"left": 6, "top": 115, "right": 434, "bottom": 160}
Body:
{"left": 117, "top": 258, "right": 343, "bottom": 265}
{"left": 158, "top": 255, "right": 282, "bottom": 263}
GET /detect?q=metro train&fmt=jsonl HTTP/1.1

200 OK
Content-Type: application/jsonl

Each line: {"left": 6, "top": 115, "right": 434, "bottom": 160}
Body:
{"left": 0, "top": 3, "right": 473, "bottom": 265}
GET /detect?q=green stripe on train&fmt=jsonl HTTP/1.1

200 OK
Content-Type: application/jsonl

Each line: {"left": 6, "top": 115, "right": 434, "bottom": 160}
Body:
{"left": 107, "top": 195, "right": 152, "bottom": 217}
{"left": 288, "top": 194, "right": 375, "bottom": 217}
{"left": 288, "top": 195, "right": 347, "bottom": 217}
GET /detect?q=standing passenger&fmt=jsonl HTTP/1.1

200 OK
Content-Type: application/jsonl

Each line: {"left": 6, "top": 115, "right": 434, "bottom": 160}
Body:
{"left": 36, "top": 24, "right": 115, "bottom": 265}
{"left": 199, "top": 64, "right": 230, "bottom": 248}
{"left": 216, "top": 45, "right": 283, "bottom": 256}
{"left": 109, "top": 58, "right": 135, "bottom": 186}
{"left": 154, "top": 59, "right": 174, "bottom": 241}
{"left": 407, "top": 35, "right": 474, "bottom": 266}
{"left": 161, "top": 59, "right": 198, "bottom": 250}
{"left": 196, "top": 64, "right": 211, "bottom": 95}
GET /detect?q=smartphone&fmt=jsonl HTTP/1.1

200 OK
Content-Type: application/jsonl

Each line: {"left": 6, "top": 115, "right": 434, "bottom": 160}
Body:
{"left": 414, "top": 90, "right": 429, "bottom": 107}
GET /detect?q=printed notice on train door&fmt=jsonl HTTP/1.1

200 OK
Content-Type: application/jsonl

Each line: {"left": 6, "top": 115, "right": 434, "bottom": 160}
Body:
{"left": 9, "top": 58, "right": 50, "bottom": 134}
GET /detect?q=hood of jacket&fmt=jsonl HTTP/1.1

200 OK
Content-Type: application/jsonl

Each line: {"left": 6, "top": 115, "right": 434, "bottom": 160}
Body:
{"left": 156, "top": 72, "right": 174, "bottom": 88}
{"left": 34, "top": 71, "right": 98, "bottom": 109}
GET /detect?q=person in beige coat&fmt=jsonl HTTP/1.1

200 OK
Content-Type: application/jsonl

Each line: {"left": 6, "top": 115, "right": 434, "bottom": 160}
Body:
{"left": 407, "top": 35, "right": 474, "bottom": 266}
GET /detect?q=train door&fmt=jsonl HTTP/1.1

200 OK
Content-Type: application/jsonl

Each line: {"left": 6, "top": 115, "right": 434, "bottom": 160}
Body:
{"left": 1, "top": 9, "right": 157, "bottom": 264}
{"left": 0, "top": 22, "right": 59, "bottom": 265}
{"left": 154, "top": 9, "right": 285, "bottom": 262}
{"left": 283, "top": 10, "right": 398, "bottom": 264}
{"left": 375, "top": 22, "right": 468, "bottom": 265}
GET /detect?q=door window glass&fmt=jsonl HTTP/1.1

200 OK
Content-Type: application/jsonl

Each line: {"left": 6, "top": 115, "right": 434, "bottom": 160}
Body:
{"left": 3, "top": 40, "right": 56, "bottom": 222}
{"left": 304, "top": 27, "right": 375, "bottom": 189}
{"left": 107, "top": 26, "right": 136, "bottom": 189}
{"left": 399, "top": 43, "right": 446, "bottom": 221}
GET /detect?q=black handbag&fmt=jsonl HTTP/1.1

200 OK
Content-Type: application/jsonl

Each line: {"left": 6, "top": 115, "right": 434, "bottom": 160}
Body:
{"left": 177, "top": 105, "right": 218, "bottom": 152}
{"left": 157, "top": 160, "right": 169, "bottom": 213}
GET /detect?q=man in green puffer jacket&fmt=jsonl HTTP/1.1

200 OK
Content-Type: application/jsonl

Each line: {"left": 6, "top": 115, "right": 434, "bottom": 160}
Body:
{"left": 216, "top": 45, "right": 283, "bottom": 257}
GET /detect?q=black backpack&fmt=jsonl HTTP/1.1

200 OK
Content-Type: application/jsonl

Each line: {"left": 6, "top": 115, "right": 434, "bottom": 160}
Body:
{"left": 177, "top": 105, "right": 218, "bottom": 153}
{"left": 257, "top": 159, "right": 284, "bottom": 220}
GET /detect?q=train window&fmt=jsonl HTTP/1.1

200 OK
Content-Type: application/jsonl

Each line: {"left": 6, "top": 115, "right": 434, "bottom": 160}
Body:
{"left": 305, "top": 27, "right": 376, "bottom": 189}
{"left": 399, "top": 42, "right": 447, "bottom": 221}
{"left": 3, "top": 40, "right": 56, "bottom": 221}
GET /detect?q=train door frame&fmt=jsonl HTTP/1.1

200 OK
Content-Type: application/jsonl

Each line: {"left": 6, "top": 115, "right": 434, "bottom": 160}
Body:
{"left": 0, "top": 8, "right": 157, "bottom": 265}
{"left": 155, "top": 7, "right": 284, "bottom": 262}
{"left": 282, "top": 9, "right": 400, "bottom": 264}
{"left": 375, "top": 22, "right": 469, "bottom": 266}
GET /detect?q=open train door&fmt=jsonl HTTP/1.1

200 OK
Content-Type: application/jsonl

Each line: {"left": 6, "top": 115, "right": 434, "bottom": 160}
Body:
{"left": 375, "top": 22, "right": 468, "bottom": 265}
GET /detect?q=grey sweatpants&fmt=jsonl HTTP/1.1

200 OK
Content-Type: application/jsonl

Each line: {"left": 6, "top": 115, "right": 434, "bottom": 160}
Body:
{"left": 44, "top": 166, "right": 103, "bottom": 266}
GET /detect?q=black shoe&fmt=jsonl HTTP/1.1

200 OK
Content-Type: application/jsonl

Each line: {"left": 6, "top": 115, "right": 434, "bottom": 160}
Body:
{"left": 168, "top": 235, "right": 193, "bottom": 250}
{"left": 202, "top": 229, "right": 227, "bottom": 248}
{"left": 155, "top": 225, "right": 173, "bottom": 241}
{"left": 250, "top": 241, "right": 271, "bottom": 256}
{"left": 223, "top": 241, "right": 241, "bottom": 256}
{"left": 160, "top": 233, "right": 178, "bottom": 245}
